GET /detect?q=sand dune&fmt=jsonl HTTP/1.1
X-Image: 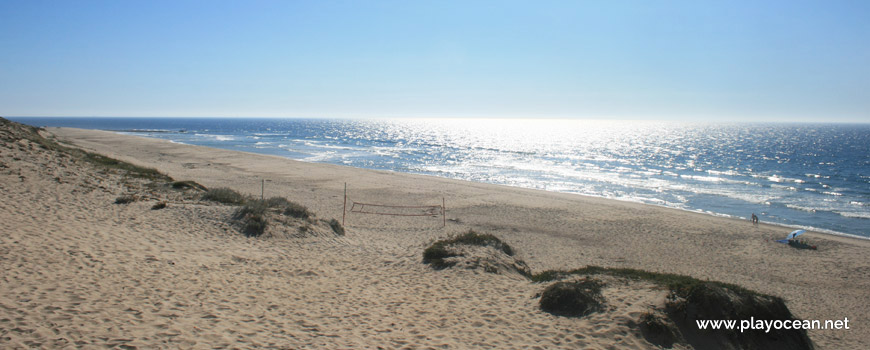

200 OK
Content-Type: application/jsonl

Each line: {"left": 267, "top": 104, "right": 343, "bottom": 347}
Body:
{"left": 1, "top": 124, "right": 867, "bottom": 349}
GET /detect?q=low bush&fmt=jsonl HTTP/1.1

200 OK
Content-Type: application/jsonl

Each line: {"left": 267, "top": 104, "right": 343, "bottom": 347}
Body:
{"left": 539, "top": 278, "right": 606, "bottom": 317}
{"left": 283, "top": 201, "right": 311, "bottom": 219}
{"left": 669, "top": 282, "right": 814, "bottom": 350}
{"left": 242, "top": 214, "right": 268, "bottom": 237}
{"left": 423, "top": 230, "right": 515, "bottom": 269}
{"left": 264, "top": 196, "right": 292, "bottom": 208}
{"left": 202, "top": 187, "right": 248, "bottom": 205}
{"left": 234, "top": 200, "right": 268, "bottom": 219}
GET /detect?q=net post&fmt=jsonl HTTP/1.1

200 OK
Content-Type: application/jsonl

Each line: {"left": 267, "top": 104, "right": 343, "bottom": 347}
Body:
{"left": 442, "top": 197, "right": 446, "bottom": 227}
{"left": 342, "top": 182, "right": 347, "bottom": 226}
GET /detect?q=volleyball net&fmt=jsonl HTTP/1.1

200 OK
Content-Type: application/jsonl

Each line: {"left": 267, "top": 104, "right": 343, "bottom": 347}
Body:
{"left": 342, "top": 183, "right": 445, "bottom": 227}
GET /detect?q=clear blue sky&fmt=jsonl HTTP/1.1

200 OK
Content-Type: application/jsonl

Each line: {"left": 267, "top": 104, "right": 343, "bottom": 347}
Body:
{"left": 1, "top": 0, "right": 868, "bottom": 122}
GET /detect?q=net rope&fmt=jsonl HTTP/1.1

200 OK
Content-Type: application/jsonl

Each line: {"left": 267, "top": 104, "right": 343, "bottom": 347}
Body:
{"left": 349, "top": 199, "right": 443, "bottom": 217}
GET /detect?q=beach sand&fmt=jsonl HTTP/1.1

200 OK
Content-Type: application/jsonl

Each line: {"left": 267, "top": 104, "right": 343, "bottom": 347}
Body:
{"left": 2, "top": 125, "right": 868, "bottom": 349}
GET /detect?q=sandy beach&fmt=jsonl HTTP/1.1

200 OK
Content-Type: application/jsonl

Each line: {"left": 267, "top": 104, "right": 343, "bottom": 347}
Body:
{"left": 2, "top": 124, "right": 868, "bottom": 349}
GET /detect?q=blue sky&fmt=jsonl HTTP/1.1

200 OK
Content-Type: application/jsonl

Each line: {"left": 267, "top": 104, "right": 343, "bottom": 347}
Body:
{"left": 1, "top": 0, "right": 868, "bottom": 122}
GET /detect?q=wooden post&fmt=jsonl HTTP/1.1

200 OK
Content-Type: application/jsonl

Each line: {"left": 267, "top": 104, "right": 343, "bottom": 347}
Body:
{"left": 342, "top": 182, "right": 347, "bottom": 226}
{"left": 442, "top": 197, "right": 446, "bottom": 227}
{"left": 261, "top": 179, "right": 265, "bottom": 200}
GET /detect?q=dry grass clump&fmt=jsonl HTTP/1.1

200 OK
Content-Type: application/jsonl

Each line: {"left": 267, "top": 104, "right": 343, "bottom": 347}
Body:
{"left": 539, "top": 278, "right": 606, "bottom": 317}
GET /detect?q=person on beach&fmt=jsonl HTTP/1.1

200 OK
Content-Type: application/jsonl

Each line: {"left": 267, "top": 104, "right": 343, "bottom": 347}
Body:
{"left": 751, "top": 213, "right": 758, "bottom": 225}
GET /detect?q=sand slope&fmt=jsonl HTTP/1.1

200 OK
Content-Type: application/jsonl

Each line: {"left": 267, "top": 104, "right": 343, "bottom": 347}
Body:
{"left": 1, "top": 125, "right": 868, "bottom": 349}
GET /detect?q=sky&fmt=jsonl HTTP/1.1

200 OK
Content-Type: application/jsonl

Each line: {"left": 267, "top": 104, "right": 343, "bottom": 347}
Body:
{"left": 1, "top": 0, "right": 868, "bottom": 122}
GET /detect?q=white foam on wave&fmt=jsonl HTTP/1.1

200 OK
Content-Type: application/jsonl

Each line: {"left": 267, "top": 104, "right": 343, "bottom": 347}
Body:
{"left": 707, "top": 169, "right": 741, "bottom": 176}
{"left": 770, "top": 184, "right": 798, "bottom": 191}
{"left": 302, "top": 141, "right": 356, "bottom": 151}
{"left": 194, "top": 133, "right": 234, "bottom": 141}
{"left": 302, "top": 150, "right": 337, "bottom": 162}
{"left": 785, "top": 204, "right": 817, "bottom": 212}
{"left": 687, "top": 187, "right": 776, "bottom": 204}
{"left": 836, "top": 211, "right": 870, "bottom": 219}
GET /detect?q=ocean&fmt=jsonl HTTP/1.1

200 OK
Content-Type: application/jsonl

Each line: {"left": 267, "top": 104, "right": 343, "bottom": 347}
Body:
{"left": 10, "top": 117, "right": 869, "bottom": 239}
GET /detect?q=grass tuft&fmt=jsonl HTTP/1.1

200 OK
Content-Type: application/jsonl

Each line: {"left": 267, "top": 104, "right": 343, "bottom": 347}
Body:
{"left": 202, "top": 187, "right": 248, "bottom": 205}
{"left": 328, "top": 219, "right": 345, "bottom": 236}
{"left": 115, "top": 195, "right": 136, "bottom": 204}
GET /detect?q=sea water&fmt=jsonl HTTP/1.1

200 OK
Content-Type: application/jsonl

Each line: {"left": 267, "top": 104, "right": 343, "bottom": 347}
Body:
{"left": 10, "top": 117, "right": 869, "bottom": 239}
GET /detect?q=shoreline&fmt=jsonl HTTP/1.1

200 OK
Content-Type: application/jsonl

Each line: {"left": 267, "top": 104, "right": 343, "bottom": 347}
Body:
{"left": 8, "top": 116, "right": 866, "bottom": 239}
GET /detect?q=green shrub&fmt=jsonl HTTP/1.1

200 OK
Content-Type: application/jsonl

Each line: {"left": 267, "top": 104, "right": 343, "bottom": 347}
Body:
{"left": 202, "top": 187, "right": 248, "bottom": 204}
{"left": 539, "top": 278, "right": 606, "bottom": 317}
